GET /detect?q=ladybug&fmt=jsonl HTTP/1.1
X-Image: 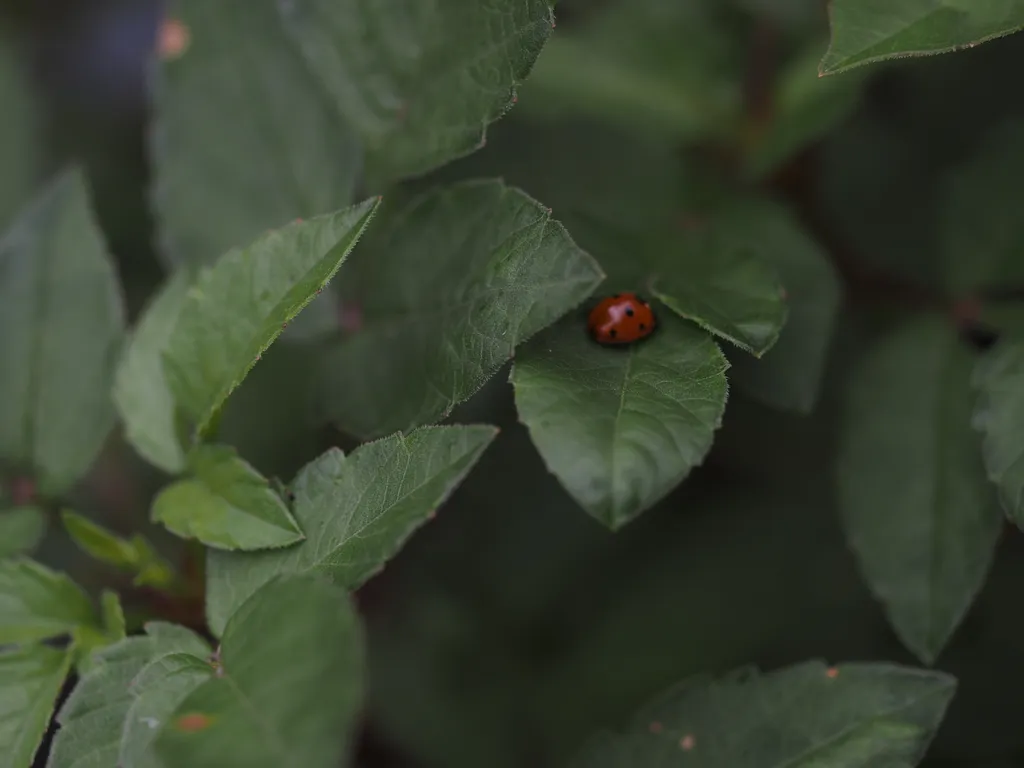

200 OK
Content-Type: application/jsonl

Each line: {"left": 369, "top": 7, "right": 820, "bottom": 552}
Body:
{"left": 587, "top": 292, "right": 656, "bottom": 345}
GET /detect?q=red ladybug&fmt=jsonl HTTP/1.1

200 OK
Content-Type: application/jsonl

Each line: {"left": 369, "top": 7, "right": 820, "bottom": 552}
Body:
{"left": 587, "top": 292, "right": 656, "bottom": 345}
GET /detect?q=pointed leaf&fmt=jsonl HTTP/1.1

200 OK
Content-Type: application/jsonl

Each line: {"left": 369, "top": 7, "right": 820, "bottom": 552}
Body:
{"left": 0, "top": 506, "right": 46, "bottom": 559}
{"left": 512, "top": 313, "right": 729, "bottom": 529}
{"left": 72, "top": 590, "right": 128, "bottom": 676}
{"left": 206, "top": 425, "right": 496, "bottom": 635}
{"left": 569, "top": 661, "right": 956, "bottom": 767}
{"left": 838, "top": 317, "right": 1002, "bottom": 664}
{"left": 278, "top": 0, "right": 554, "bottom": 183}
{"left": 154, "top": 575, "right": 364, "bottom": 768}
{"left": 151, "top": 445, "right": 303, "bottom": 551}
{"left": 972, "top": 340, "right": 1024, "bottom": 525}
{"left": 153, "top": 0, "right": 361, "bottom": 267}
{"left": 0, "top": 645, "right": 71, "bottom": 768}
{"left": 320, "top": 180, "right": 604, "bottom": 439}
{"left": 61, "top": 510, "right": 175, "bottom": 588}
{"left": 820, "top": 0, "right": 1024, "bottom": 75}
{"left": 113, "top": 269, "right": 192, "bottom": 474}
{"left": 0, "top": 559, "right": 95, "bottom": 644}
{"left": 0, "top": 168, "right": 125, "bottom": 495}
{"left": 162, "top": 198, "right": 379, "bottom": 438}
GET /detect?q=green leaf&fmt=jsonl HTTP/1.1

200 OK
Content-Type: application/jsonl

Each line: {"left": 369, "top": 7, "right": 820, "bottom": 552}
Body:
{"left": 278, "top": 0, "right": 553, "bottom": 183}
{"left": 0, "top": 644, "right": 71, "bottom": 768}
{"left": 48, "top": 624, "right": 211, "bottom": 768}
{"left": 820, "top": 0, "right": 1024, "bottom": 75}
{"left": 972, "top": 340, "right": 1024, "bottom": 525}
{"left": 113, "top": 269, "right": 192, "bottom": 474}
{"left": 0, "top": 29, "right": 43, "bottom": 232}
{"left": 206, "top": 425, "right": 496, "bottom": 635}
{"left": 511, "top": 313, "right": 729, "bottom": 529}
{"left": 153, "top": 0, "right": 361, "bottom": 267}
{"left": 941, "top": 117, "right": 1024, "bottom": 295}
{"left": 61, "top": 510, "right": 175, "bottom": 588}
{"left": 0, "top": 506, "right": 47, "bottom": 559}
{"left": 716, "top": 199, "right": 842, "bottom": 414}
{"left": 320, "top": 180, "right": 604, "bottom": 439}
{"left": 72, "top": 590, "right": 128, "bottom": 676}
{"left": 838, "top": 317, "right": 1002, "bottom": 664}
{"left": 0, "top": 168, "right": 126, "bottom": 496}
{"left": 151, "top": 444, "right": 303, "bottom": 551}
{"left": 569, "top": 661, "right": 956, "bottom": 767}
{"left": 0, "top": 559, "right": 95, "bottom": 644}
{"left": 163, "top": 199, "right": 379, "bottom": 439}
{"left": 154, "top": 575, "right": 364, "bottom": 768}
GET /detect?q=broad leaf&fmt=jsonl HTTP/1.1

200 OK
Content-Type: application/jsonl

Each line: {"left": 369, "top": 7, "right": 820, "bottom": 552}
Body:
{"left": 0, "top": 168, "right": 125, "bottom": 495}
{"left": 718, "top": 199, "right": 842, "bottom": 413}
{"left": 0, "top": 559, "right": 95, "bottom": 644}
{"left": 278, "top": 0, "right": 553, "bottom": 183}
{"left": 569, "top": 661, "right": 956, "bottom": 767}
{"left": 320, "top": 180, "right": 604, "bottom": 439}
{"left": 48, "top": 624, "right": 211, "bottom": 768}
{"left": 206, "top": 425, "right": 496, "bottom": 635}
{"left": 151, "top": 445, "right": 303, "bottom": 551}
{"left": 61, "top": 510, "right": 175, "bottom": 588}
{"left": 0, "top": 506, "right": 46, "bottom": 559}
{"left": 512, "top": 313, "right": 729, "bottom": 529}
{"left": 153, "top": 0, "right": 361, "bottom": 267}
{"left": 0, "top": 645, "right": 71, "bottom": 768}
{"left": 113, "top": 269, "right": 191, "bottom": 474}
{"left": 838, "top": 317, "right": 1002, "bottom": 664}
{"left": 0, "top": 28, "right": 42, "bottom": 231}
{"left": 163, "top": 199, "right": 379, "bottom": 439}
{"left": 820, "top": 0, "right": 1024, "bottom": 75}
{"left": 154, "top": 575, "right": 364, "bottom": 768}
{"left": 972, "top": 340, "right": 1024, "bottom": 525}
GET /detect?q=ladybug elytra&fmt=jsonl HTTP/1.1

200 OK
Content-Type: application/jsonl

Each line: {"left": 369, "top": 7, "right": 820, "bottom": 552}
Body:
{"left": 587, "top": 292, "right": 656, "bottom": 345}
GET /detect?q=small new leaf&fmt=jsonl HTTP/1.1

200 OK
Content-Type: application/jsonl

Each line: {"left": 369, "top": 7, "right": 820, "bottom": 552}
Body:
{"left": 61, "top": 510, "right": 175, "bottom": 588}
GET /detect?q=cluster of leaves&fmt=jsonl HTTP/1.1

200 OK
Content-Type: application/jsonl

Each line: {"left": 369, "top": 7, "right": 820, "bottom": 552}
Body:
{"left": 2, "top": 0, "right": 1024, "bottom": 766}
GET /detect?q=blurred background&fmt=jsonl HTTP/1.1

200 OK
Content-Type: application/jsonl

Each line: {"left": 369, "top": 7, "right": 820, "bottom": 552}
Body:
{"left": 6, "top": 0, "right": 1024, "bottom": 766}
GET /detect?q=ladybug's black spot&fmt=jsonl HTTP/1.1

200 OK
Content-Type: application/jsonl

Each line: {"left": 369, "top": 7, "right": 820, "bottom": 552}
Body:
{"left": 625, "top": 307, "right": 634, "bottom": 317}
{"left": 609, "top": 328, "right": 618, "bottom": 338}
{"left": 639, "top": 323, "right": 646, "bottom": 330}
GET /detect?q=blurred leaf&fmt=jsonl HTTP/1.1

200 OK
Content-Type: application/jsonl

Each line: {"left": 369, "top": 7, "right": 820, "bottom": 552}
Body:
{"left": 61, "top": 510, "right": 176, "bottom": 589}
{"left": 153, "top": 0, "right": 362, "bottom": 267}
{"left": 0, "top": 29, "right": 42, "bottom": 232}
{"left": 113, "top": 269, "right": 192, "bottom": 475}
{"left": 151, "top": 445, "right": 303, "bottom": 551}
{"left": 206, "top": 425, "right": 497, "bottom": 635}
{"left": 0, "top": 644, "right": 71, "bottom": 768}
{"left": 72, "top": 591, "right": 129, "bottom": 676}
{"left": 0, "top": 559, "right": 95, "bottom": 644}
{"left": 0, "top": 168, "right": 125, "bottom": 496}
{"left": 320, "top": 180, "right": 604, "bottom": 439}
{"left": 512, "top": 313, "right": 728, "bottom": 528}
{"left": 719, "top": 199, "right": 842, "bottom": 413}
{"left": 101, "top": 591, "right": 126, "bottom": 642}
{"left": 972, "top": 340, "right": 1024, "bottom": 525}
{"left": 941, "top": 117, "right": 1024, "bottom": 295}
{"left": 154, "top": 575, "right": 364, "bottom": 768}
{"left": 163, "top": 199, "right": 379, "bottom": 439}
{"left": 48, "top": 624, "right": 211, "bottom": 768}
{"left": 278, "top": 0, "right": 553, "bottom": 183}
{"left": 519, "top": 0, "right": 742, "bottom": 141}
{"left": 821, "top": 0, "right": 1024, "bottom": 75}
{"left": 569, "top": 661, "right": 956, "bottom": 767}
{"left": 0, "top": 506, "right": 46, "bottom": 559}
{"left": 838, "top": 317, "right": 1002, "bottom": 664}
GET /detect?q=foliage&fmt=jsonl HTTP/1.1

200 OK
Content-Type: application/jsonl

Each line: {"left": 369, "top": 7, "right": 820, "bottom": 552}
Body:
{"left": 2, "top": 0, "right": 1024, "bottom": 766}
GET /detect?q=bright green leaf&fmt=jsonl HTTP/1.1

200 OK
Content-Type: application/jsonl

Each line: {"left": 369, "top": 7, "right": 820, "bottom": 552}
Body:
{"left": 61, "top": 510, "right": 175, "bottom": 588}
{"left": 972, "top": 340, "right": 1024, "bottom": 525}
{"left": 512, "top": 313, "right": 729, "bottom": 529}
{"left": 838, "top": 317, "right": 1002, "bottom": 664}
{"left": 162, "top": 199, "right": 379, "bottom": 439}
{"left": 151, "top": 444, "right": 303, "bottom": 551}
{"left": 113, "top": 269, "right": 192, "bottom": 474}
{"left": 569, "top": 661, "right": 956, "bottom": 767}
{"left": 102, "top": 591, "right": 126, "bottom": 641}
{"left": 206, "top": 425, "right": 496, "bottom": 635}
{"left": 0, "top": 28, "right": 42, "bottom": 232}
{"left": 0, "top": 559, "right": 95, "bottom": 644}
{"left": 0, "top": 644, "right": 71, "bottom": 768}
{"left": 820, "top": 0, "right": 1024, "bottom": 75}
{"left": 320, "top": 180, "right": 604, "bottom": 439}
{"left": 0, "top": 168, "right": 125, "bottom": 496}
{"left": 154, "top": 575, "right": 364, "bottom": 768}
{"left": 278, "top": 0, "right": 553, "bottom": 183}
{"left": 0, "top": 506, "right": 47, "bottom": 559}
{"left": 153, "top": 0, "right": 361, "bottom": 267}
